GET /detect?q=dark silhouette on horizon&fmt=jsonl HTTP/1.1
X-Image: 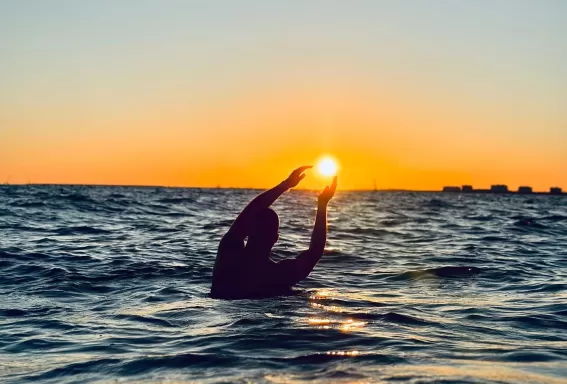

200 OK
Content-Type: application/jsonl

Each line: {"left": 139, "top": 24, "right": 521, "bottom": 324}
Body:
{"left": 442, "top": 184, "right": 564, "bottom": 195}
{"left": 211, "top": 166, "right": 337, "bottom": 299}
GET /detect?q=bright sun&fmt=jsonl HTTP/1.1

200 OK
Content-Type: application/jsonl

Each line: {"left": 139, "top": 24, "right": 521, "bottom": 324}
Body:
{"left": 316, "top": 156, "right": 338, "bottom": 177}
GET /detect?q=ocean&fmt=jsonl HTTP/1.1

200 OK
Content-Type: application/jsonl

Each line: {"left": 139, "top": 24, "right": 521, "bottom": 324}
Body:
{"left": 1, "top": 185, "right": 566, "bottom": 383}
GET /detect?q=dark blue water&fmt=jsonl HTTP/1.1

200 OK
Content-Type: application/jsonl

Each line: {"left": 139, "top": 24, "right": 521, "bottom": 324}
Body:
{"left": 1, "top": 185, "right": 566, "bottom": 383}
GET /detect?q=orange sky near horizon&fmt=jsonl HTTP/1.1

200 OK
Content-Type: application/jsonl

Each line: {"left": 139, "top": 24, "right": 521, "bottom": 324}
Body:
{"left": 3, "top": 80, "right": 565, "bottom": 191}
{"left": 1, "top": 1, "right": 565, "bottom": 192}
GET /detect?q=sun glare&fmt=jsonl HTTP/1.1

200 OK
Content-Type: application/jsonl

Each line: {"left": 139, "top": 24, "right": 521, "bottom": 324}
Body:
{"left": 316, "top": 156, "right": 338, "bottom": 177}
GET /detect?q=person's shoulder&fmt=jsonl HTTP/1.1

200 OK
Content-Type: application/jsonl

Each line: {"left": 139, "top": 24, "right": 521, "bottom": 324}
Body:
{"left": 218, "top": 231, "right": 245, "bottom": 254}
{"left": 220, "top": 231, "right": 241, "bottom": 245}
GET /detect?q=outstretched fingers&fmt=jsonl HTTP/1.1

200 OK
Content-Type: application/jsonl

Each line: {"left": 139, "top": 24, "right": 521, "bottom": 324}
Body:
{"left": 295, "top": 165, "right": 313, "bottom": 176}
{"left": 285, "top": 165, "right": 313, "bottom": 189}
{"left": 330, "top": 176, "right": 337, "bottom": 194}
{"left": 318, "top": 176, "right": 337, "bottom": 204}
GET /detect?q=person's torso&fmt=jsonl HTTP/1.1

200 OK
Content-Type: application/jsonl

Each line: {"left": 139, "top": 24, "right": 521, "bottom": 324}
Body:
{"left": 211, "top": 246, "right": 289, "bottom": 299}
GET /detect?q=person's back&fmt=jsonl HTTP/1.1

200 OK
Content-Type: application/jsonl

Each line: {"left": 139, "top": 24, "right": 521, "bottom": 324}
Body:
{"left": 211, "top": 249, "right": 294, "bottom": 299}
{"left": 210, "top": 166, "right": 337, "bottom": 299}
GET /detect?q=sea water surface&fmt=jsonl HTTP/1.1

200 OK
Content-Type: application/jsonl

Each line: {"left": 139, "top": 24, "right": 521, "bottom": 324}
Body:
{"left": 1, "top": 185, "right": 566, "bottom": 383}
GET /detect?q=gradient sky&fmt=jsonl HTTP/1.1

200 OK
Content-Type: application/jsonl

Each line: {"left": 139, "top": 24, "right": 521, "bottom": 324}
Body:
{"left": 1, "top": 0, "right": 566, "bottom": 190}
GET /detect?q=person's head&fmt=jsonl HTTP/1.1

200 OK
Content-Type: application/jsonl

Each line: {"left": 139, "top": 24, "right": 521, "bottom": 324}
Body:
{"left": 248, "top": 208, "right": 279, "bottom": 248}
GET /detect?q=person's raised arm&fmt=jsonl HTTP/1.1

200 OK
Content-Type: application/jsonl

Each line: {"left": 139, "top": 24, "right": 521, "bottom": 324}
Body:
{"left": 225, "top": 166, "right": 311, "bottom": 241}
{"left": 276, "top": 176, "right": 337, "bottom": 284}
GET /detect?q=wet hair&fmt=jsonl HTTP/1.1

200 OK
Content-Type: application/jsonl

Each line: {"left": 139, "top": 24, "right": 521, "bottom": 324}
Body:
{"left": 249, "top": 208, "right": 279, "bottom": 244}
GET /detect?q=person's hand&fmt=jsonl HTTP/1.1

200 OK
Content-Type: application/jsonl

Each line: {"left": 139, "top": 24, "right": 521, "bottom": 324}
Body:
{"left": 318, "top": 176, "right": 337, "bottom": 206}
{"left": 283, "top": 166, "right": 312, "bottom": 189}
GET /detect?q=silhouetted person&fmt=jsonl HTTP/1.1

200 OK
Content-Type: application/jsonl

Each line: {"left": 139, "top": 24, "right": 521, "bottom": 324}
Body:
{"left": 211, "top": 166, "right": 337, "bottom": 299}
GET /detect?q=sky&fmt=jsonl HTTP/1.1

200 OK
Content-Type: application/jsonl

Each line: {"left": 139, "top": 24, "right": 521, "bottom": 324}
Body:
{"left": 1, "top": 0, "right": 566, "bottom": 191}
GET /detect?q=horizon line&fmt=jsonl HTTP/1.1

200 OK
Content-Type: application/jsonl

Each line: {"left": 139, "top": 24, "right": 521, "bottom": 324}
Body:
{"left": 0, "top": 182, "right": 417, "bottom": 192}
{"left": 0, "top": 182, "right": 564, "bottom": 194}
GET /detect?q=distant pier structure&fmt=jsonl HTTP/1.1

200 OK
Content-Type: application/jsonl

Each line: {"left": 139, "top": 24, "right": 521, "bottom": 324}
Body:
{"left": 441, "top": 184, "right": 564, "bottom": 195}
{"left": 491, "top": 185, "right": 509, "bottom": 193}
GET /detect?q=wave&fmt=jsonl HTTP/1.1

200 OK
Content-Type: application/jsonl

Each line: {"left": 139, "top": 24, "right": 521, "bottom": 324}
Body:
{"left": 422, "top": 198, "right": 455, "bottom": 208}
{"left": 54, "top": 226, "right": 112, "bottom": 235}
{"left": 513, "top": 218, "right": 547, "bottom": 229}
{"left": 377, "top": 311, "right": 433, "bottom": 325}
{"left": 496, "top": 350, "right": 566, "bottom": 362}
{"left": 157, "top": 197, "right": 195, "bottom": 204}
{"left": 542, "top": 214, "right": 567, "bottom": 222}
{"left": 279, "top": 351, "right": 407, "bottom": 365}
{"left": 391, "top": 266, "right": 482, "bottom": 280}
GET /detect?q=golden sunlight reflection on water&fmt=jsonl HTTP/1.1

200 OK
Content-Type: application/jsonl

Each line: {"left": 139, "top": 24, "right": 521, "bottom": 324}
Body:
{"left": 310, "top": 301, "right": 345, "bottom": 313}
{"left": 308, "top": 318, "right": 331, "bottom": 325}
{"left": 306, "top": 290, "right": 369, "bottom": 332}
{"left": 339, "top": 319, "right": 367, "bottom": 331}
{"left": 326, "top": 350, "right": 360, "bottom": 356}
{"left": 306, "top": 318, "right": 368, "bottom": 331}
{"left": 309, "top": 290, "right": 329, "bottom": 299}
